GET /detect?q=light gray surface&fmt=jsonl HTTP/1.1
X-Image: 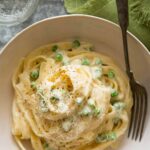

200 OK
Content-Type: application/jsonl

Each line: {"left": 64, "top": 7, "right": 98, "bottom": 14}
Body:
{"left": 0, "top": 0, "right": 66, "bottom": 49}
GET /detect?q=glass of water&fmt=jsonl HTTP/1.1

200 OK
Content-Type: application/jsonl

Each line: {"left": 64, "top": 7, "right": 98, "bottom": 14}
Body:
{"left": 0, "top": 0, "right": 39, "bottom": 26}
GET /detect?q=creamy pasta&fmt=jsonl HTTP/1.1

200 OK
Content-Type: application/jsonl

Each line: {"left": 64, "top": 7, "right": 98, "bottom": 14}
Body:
{"left": 12, "top": 41, "right": 132, "bottom": 150}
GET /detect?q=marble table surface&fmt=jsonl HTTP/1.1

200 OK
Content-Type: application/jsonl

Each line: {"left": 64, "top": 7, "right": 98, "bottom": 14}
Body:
{"left": 0, "top": 0, "right": 66, "bottom": 50}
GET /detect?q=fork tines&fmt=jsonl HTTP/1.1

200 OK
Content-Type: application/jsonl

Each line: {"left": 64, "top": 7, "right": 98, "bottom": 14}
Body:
{"left": 128, "top": 81, "right": 148, "bottom": 141}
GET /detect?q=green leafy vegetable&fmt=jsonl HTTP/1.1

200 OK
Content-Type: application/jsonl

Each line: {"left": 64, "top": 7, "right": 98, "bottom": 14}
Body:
{"left": 65, "top": 0, "right": 150, "bottom": 51}
{"left": 95, "top": 132, "right": 117, "bottom": 143}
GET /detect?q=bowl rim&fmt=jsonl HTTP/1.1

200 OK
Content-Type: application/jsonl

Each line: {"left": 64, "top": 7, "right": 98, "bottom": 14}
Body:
{"left": 0, "top": 14, "right": 150, "bottom": 56}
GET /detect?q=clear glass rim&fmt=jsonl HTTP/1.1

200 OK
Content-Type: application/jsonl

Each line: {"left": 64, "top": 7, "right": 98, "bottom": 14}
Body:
{"left": 0, "top": 0, "right": 39, "bottom": 26}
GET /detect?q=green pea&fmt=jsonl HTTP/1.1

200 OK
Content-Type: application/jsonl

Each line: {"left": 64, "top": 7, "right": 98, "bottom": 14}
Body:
{"left": 113, "top": 102, "right": 126, "bottom": 110}
{"left": 81, "top": 58, "right": 90, "bottom": 65}
{"left": 43, "top": 142, "right": 53, "bottom": 150}
{"left": 50, "top": 96, "right": 59, "bottom": 103}
{"left": 95, "top": 58, "right": 102, "bottom": 65}
{"left": 111, "top": 91, "right": 118, "bottom": 97}
{"left": 43, "top": 142, "right": 49, "bottom": 148}
{"left": 30, "top": 70, "right": 39, "bottom": 80}
{"left": 72, "top": 40, "right": 80, "bottom": 48}
{"left": 55, "top": 53, "right": 63, "bottom": 61}
{"left": 51, "top": 45, "right": 58, "bottom": 52}
{"left": 108, "top": 70, "right": 115, "bottom": 78}
{"left": 31, "top": 82, "right": 37, "bottom": 90}
{"left": 79, "top": 106, "right": 92, "bottom": 116}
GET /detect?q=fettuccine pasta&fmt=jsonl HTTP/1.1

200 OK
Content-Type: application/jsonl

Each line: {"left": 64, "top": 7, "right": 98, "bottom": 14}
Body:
{"left": 12, "top": 41, "right": 132, "bottom": 150}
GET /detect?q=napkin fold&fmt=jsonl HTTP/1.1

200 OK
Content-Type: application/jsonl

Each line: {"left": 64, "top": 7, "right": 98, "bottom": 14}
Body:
{"left": 65, "top": 0, "right": 150, "bottom": 51}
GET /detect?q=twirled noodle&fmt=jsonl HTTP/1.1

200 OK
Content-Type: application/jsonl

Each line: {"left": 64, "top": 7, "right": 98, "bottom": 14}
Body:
{"left": 12, "top": 41, "right": 133, "bottom": 150}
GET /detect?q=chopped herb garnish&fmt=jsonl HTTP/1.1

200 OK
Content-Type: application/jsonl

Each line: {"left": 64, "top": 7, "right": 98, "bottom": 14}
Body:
{"left": 55, "top": 53, "right": 63, "bottom": 61}
{"left": 111, "top": 91, "right": 118, "bottom": 97}
{"left": 39, "top": 99, "right": 49, "bottom": 113}
{"left": 30, "top": 70, "right": 39, "bottom": 80}
{"left": 81, "top": 58, "right": 90, "bottom": 65}
{"left": 43, "top": 142, "right": 53, "bottom": 150}
{"left": 50, "top": 96, "right": 59, "bottom": 103}
{"left": 113, "top": 102, "right": 126, "bottom": 110}
{"left": 51, "top": 45, "right": 58, "bottom": 52}
{"left": 37, "top": 88, "right": 45, "bottom": 99}
{"left": 95, "top": 132, "right": 117, "bottom": 143}
{"left": 108, "top": 70, "right": 115, "bottom": 78}
{"left": 72, "top": 40, "right": 80, "bottom": 48}
{"left": 93, "top": 108, "right": 101, "bottom": 116}
{"left": 43, "top": 142, "right": 49, "bottom": 148}
{"left": 95, "top": 58, "right": 102, "bottom": 65}
{"left": 31, "top": 82, "right": 37, "bottom": 90}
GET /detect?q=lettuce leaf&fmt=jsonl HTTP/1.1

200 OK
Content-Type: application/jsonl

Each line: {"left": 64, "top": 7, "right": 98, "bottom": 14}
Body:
{"left": 65, "top": 0, "right": 150, "bottom": 51}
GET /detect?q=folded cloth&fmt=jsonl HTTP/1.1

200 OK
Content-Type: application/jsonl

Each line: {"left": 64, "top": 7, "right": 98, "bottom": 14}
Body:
{"left": 65, "top": 0, "right": 150, "bottom": 51}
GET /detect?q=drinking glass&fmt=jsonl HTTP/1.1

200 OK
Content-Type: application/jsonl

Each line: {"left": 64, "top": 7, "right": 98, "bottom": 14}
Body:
{"left": 0, "top": 0, "right": 39, "bottom": 26}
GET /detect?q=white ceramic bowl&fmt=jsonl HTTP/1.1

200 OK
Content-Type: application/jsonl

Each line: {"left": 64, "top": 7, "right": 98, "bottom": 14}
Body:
{"left": 0, "top": 15, "right": 150, "bottom": 150}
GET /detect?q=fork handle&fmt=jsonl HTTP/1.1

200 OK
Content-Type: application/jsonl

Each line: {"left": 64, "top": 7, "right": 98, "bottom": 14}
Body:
{"left": 116, "top": 0, "right": 131, "bottom": 76}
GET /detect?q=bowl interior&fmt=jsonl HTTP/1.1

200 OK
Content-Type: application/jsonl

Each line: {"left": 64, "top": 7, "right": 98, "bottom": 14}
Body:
{"left": 0, "top": 15, "right": 150, "bottom": 150}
